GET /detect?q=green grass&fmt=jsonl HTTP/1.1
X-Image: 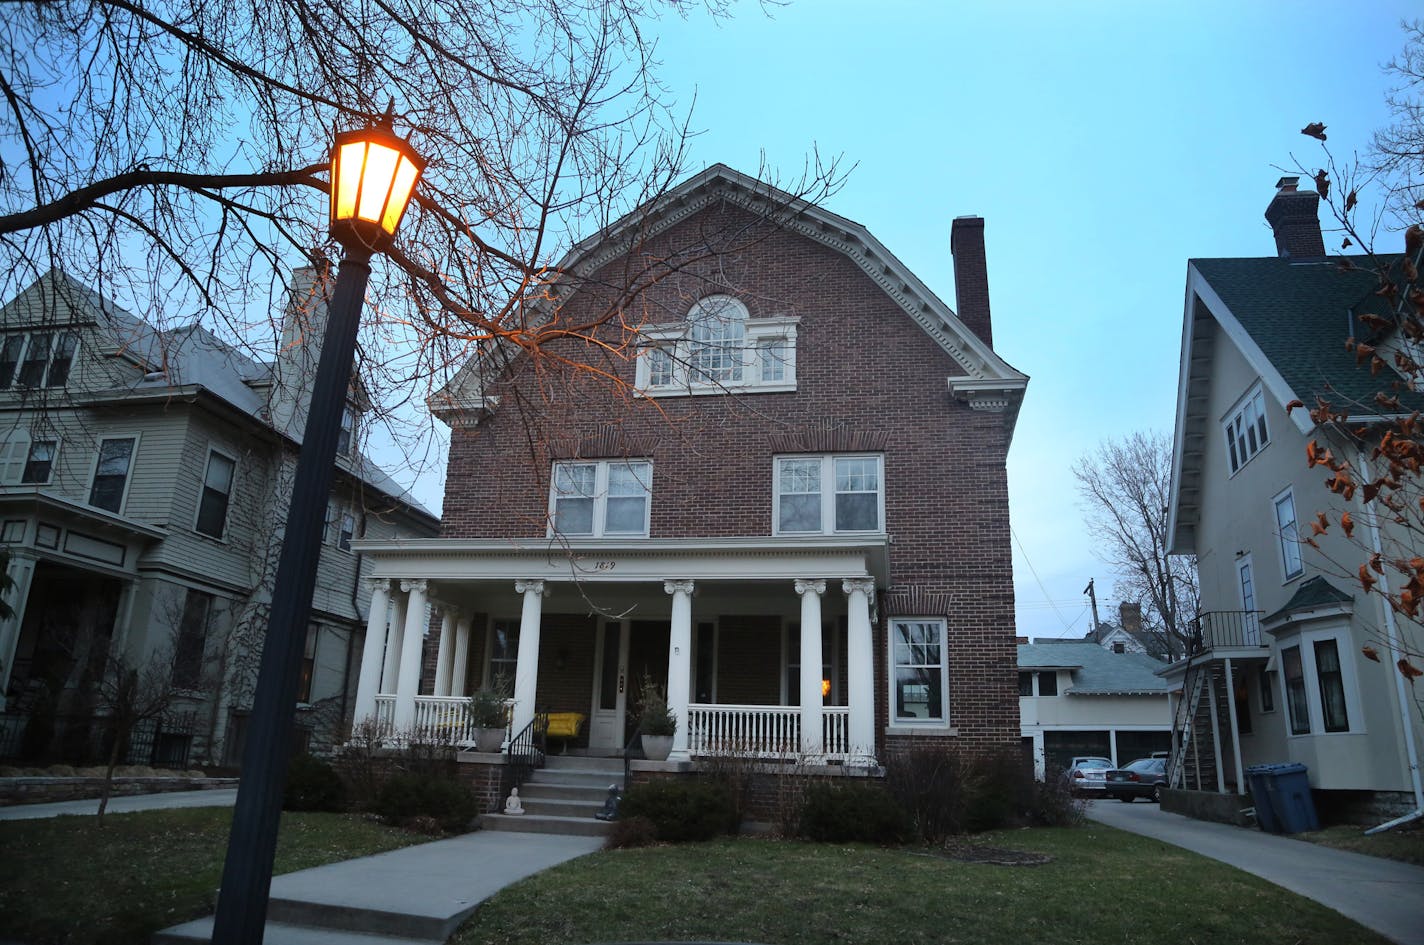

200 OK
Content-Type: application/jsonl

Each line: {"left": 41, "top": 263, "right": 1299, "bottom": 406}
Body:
{"left": 1296, "top": 822, "right": 1424, "bottom": 865}
{"left": 0, "top": 806, "right": 430, "bottom": 945}
{"left": 454, "top": 828, "right": 1393, "bottom": 945}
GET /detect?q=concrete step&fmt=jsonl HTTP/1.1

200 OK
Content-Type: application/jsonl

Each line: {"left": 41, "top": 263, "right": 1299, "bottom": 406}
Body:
{"left": 519, "top": 796, "right": 604, "bottom": 818}
{"left": 517, "top": 782, "right": 612, "bottom": 803}
{"left": 155, "top": 917, "right": 435, "bottom": 945}
{"left": 480, "top": 813, "right": 611, "bottom": 837}
{"left": 542, "top": 754, "right": 624, "bottom": 773}
{"left": 525, "top": 770, "right": 620, "bottom": 789}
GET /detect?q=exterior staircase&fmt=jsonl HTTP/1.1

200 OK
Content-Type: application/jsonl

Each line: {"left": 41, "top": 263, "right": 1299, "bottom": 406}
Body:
{"left": 480, "top": 754, "right": 620, "bottom": 837}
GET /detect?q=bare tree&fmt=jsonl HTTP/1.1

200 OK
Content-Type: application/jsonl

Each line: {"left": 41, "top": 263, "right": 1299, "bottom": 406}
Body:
{"left": 1073, "top": 431, "right": 1200, "bottom": 661}
{"left": 92, "top": 646, "right": 189, "bottom": 825}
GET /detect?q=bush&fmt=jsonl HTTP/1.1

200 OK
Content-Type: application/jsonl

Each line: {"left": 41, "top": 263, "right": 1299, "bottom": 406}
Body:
{"left": 797, "top": 782, "right": 912, "bottom": 844}
{"left": 604, "top": 814, "right": 659, "bottom": 849}
{"left": 885, "top": 746, "right": 1074, "bottom": 839}
{"left": 619, "top": 780, "right": 735, "bottom": 842}
{"left": 374, "top": 773, "right": 479, "bottom": 832}
{"left": 283, "top": 755, "right": 347, "bottom": 812}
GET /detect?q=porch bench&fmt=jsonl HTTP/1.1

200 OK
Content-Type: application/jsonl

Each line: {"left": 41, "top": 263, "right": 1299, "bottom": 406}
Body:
{"left": 540, "top": 712, "right": 587, "bottom": 752}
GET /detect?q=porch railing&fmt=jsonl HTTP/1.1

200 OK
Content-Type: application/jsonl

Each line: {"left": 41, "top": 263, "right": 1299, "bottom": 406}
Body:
{"left": 686, "top": 703, "right": 851, "bottom": 762}
{"left": 1192, "top": 611, "right": 1266, "bottom": 652}
{"left": 373, "top": 695, "right": 394, "bottom": 733}
{"left": 371, "top": 694, "right": 485, "bottom": 746}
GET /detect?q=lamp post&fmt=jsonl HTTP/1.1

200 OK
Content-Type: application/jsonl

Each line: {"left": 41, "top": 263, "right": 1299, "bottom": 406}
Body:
{"left": 211, "top": 112, "right": 424, "bottom": 945}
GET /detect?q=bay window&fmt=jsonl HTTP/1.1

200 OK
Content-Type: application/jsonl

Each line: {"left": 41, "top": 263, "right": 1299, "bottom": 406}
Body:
{"left": 1283, "top": 645, "right": 1310, "bottom": 735}
{"left": 775, "top": 454, "right": 884, "bottom": 535}
{"left": 550, "top": 459, "right": 652, "bottom": 537}
{"left": 1313, "top": 639, "right": 1350, "bottom": 732}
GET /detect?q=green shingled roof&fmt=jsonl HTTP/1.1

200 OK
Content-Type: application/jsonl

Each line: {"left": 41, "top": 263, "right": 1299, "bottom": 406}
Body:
{"left": 1192, "top": 254, "right": 1415, "bottom": 412}
{"left": 1017, "top": 642, "right": 1167, "bottom": 695}
{"left": 1264, "top": 575, "right": 1355, "bottom": 623}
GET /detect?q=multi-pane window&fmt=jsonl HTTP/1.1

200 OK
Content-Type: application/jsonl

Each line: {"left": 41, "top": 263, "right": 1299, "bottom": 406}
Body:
{"left": 1224, "top": 385, "right": 1270, "bottom": 474}
{"left": 1238, "top": 558, "right": 1259, "bottom": 642}
{"left": 338, "top": 512, "right": 356, "bottom": 551}
{"left": 336, "top": 405, "right": 356, "bottom": 456}
{"left": 639, "top": 297, "right": 797, "bottom": 394}
{"left": 21, "top": 439, "right": 56, "bottom": 484}
{"left": 775, "top": 454, "right": 884, "bottom": 535}
{"left": 488, "top": 619, "right": 519, "bottom": 687}
{"left": 1274, "top": 489, "right": 1303, "bottom": 580}
{"left": 1314, "top": 639, "right": 1350, "bottom": 732}
{"left": 172, "top": 590, "right": 213, "bottom": 690}
{"left": 550, "top": 459, "right": 652, "bottom": 537}
{"left": 1283, "top": 645, "right": 1310, "bottom": 735}
{"left": 0, "top": 332, "right": 78, "bottom": 389}
{"left": 890, "top": 618, "right": 947, "bottom": 724}
{"left": 89, "top": 436, "right": 135, "bottom": 513}
{"left": 196, "top": 451, "right": 235, "bottom": 538}
{"left": 688, "top": 296, "right": 746, "bottom": 385}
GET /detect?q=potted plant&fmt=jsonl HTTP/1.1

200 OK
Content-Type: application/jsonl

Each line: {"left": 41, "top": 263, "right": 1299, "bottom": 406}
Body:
{"left": 465, "top": 678, "right": 510, "bottom": 753}
{"left": 637, "top": 676, "right": 677, "bottom": 762}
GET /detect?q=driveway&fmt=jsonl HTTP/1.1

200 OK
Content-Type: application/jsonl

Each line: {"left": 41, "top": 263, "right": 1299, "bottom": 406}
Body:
{"left": 1086, "top": 800, "right": 1424, "bottom": 945}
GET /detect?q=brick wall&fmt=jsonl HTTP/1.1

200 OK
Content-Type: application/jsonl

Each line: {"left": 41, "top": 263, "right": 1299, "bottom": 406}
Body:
{"left": 440, "top": 199, "right": 1020, "bottom": 757}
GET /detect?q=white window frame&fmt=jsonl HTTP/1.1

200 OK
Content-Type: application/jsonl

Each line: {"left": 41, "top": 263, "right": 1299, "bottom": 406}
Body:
{"left": 87, "top": 433, "right": 139, "bottom": 515}
{"left": 0, "top": 330, "right": 80, "bottom": 390}
{"left": 193, "top": 447, "right": 237, "bottom": 540}
{"left": 886, "top": 617, "right": 950, "bottom": 729}
{"left": 548, "top": 459, "right": 653, "bottom": 538}
{"left": 1237, "top": 554, "right": 1261, "bottom": 643}
{"left": 20, "top": 436, "right": 59, "bottom": 485}
{"left": 338, "top": 510, "right": 356, "bottom": 552}
{"left": 1272, "top": 487, "right": 1303, "bottom": 581}
{"left": 485, "top": 618, "right": 520, "bottom": 688}
{"left": 1223, "top": 383, "right": 1270, "bottom": 475}
{"left": 336, "top": 404, "right": 357, "bottom": 456}
{"left": 635, "top": 296, "right": 799, "bottom": 397}
{"left": 773, "top": 454, "right": 885, "bottom": 536}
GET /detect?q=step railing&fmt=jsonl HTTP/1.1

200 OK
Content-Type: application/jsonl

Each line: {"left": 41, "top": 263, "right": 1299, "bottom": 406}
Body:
{"left": 504, "top": 712, "right": 547, "bottom": 797}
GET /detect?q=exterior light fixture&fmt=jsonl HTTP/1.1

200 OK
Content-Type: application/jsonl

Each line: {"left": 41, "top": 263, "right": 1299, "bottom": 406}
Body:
{"left": 822, "top": 678, "right": 832, "bottom": 699}
{"left": 329, "top": 110, "right": 425, "bottom": 255}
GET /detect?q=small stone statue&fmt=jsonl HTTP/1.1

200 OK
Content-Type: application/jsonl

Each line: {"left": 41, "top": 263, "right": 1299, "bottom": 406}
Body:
{"left": 504, "top": 787, "right": 524, "bottom": 815}
{"left": 594, "top": 783, "right": 621, "bottom": 821}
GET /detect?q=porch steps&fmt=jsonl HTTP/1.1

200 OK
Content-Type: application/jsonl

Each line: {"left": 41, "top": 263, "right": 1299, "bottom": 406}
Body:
{"left": 479, "top": 754, "right": 621, "bottom": 837}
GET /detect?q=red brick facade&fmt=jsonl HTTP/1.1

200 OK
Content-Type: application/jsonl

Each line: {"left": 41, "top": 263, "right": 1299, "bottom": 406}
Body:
{"left": 438, "top": 191, "right": 1021, "bottom": 758}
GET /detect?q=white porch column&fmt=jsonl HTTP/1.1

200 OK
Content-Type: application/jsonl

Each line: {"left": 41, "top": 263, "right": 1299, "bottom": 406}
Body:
{"left": 450, "top": 610, "right": 471, "bottom": 697}
{"left": 392, "top": 580, "right": 430, "bottom": 732}
{"left": 381, "top": 588, "right": 407, "bottom": 694}
{"left": 512, "top": 580, "right": 548, "bottom": 736}
{"left": 353, "top": 578, "right": 392, "bottom": 724}
{"left": 843, "top": 578, "right": 877, "bottom": 764}
{"left": 664, "top": 580, "right": 695, "bottom": 760}
{"left": 796, "top": 579, "right": 826, "bottom": 758}
{"left": 1205, "top": 665, "right": 1226, "bottom": 793}
{"left": 434, "top": 610, "right": 455, "bottom": 697}
{"left": 1223, "top": 658, "right": 1246, "bottom": 794}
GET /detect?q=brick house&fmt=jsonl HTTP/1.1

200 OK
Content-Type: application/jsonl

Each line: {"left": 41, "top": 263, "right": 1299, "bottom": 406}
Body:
{"left": 351, "top": 165, "right": 1028, "bottom": 767}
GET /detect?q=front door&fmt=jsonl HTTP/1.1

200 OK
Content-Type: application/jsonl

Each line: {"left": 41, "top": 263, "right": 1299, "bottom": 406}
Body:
{"left": 589, "top": 619, "right": 670, "bottom": 753}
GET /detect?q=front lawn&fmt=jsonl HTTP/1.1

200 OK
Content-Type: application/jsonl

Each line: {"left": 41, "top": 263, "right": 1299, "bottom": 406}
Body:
{"left": 1296, "top": 822, "right": 1424, "bottom": 866}
{"left": 455, "top": 827, "right": 1391, "bottom": 945}
{"left": 0, "top": 806, "right": 429, "bottom": 945}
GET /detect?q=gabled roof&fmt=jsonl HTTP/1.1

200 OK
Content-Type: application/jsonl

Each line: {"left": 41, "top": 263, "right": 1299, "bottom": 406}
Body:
{"left": 1168, "top": 252, "right": 1415, "bottom": 552}
{"left": 1017, "top": 642, "right": 1168, "bottom": 695}
{"left": 433, "top": 163, "right": 1027, "bottom": 423}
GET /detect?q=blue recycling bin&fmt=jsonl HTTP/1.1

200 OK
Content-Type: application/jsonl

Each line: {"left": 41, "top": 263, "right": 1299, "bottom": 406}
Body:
{"left": 1248, "top": 763, "right": 1319, "bottom": 833}
{"left": 1245, "top": 764, "right": 1284, "bottom": 833}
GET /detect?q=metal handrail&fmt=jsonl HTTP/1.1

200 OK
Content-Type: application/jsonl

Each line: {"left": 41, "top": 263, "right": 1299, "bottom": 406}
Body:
{"left": 621, "top": 718, "right": 645, "bottom": 794}
{"left": 503, "top": 711, "right": 547, "bottom": 795}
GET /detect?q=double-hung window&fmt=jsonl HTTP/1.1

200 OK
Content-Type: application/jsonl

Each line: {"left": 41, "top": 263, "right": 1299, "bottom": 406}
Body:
{"left": 172, "top": 590, "right": 213, "bottom": 690}
{"left": 196, "top": 450, "right": 236, "bottom": 539}
{"left": 550, "top": 459, "right": 652, "bottom": 537}
{"left": 1283, "top": 645, "right": 1310, "bottom": 735}
{"left": 487, "top": 619, "right": 519, "bottom": 687}
{"left": 1224, "top": 385, "right": 1269, "bottom": 474}
{"left": 1314, "top": 639, "right": 1350, "bottom": 732}
{"left": 775, "top": 454, "right": 884, "bottom": 535}
{"left": 890, "top": 618, "right": 948, "bottom": 724}
{"left": 637, "top": 296, "right": 798, "bottom": 395}
{"left": 1273, "top": 488, "right": 1303, "bottom": 580}
{"left": 336, "top": 405, "right": 356, "bottom": 456}
{"left": 0, "top": 332, "right": 78, "bottom": 389}
{"left": 89, "top": 436, "right": 136, "bottom": 513}
{"left": 21, "top": 439, "right": 57, "bottom": 484}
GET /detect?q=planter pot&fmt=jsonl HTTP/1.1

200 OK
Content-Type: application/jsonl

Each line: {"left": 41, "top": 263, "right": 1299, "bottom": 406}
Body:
{"left": 641, "top": 734, "right": 674, "bottom": 761}
{"left": 473, "top": 727, "right": 505, "bottom": 753}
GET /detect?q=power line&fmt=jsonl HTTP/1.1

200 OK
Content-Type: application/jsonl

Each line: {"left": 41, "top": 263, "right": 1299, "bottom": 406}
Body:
{"left": 1010, "top": 526, "right": 1078, "bottom": 633}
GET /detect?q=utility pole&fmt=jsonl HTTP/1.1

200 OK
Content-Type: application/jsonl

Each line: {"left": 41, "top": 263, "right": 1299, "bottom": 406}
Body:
{"left": 1083, "top": 578, "right": 1101, "bottom": 641}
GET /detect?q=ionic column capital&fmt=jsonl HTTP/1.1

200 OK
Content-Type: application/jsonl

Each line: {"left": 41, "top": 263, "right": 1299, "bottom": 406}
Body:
{"left": 366, "top": 577, "right": 391, "bottom": 594}
{"left": 400, "top": 579, "right": 429, "bottom": 595}
{"left": 842, "top": 577, "right": 875, "bottom": 598}
{"left": 441, "top": 605, "right": 464, "bottom": 622}
{"left": 663, "top": 579, "right": 695, "bottom": 597}
{"left": 794, "top": 579, "right": 826, "bottom": 598}
{"left": 515, "top": 579, "right": 550, "bottom": 597}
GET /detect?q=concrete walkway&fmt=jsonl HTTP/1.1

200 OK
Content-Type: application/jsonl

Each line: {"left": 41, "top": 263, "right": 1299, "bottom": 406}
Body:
{"left": 0, "top": 787, "right": 237, "bottom": 820}
{"left": 1087, "top": 800, "right": 1424, "bottom": 945}
{"left": 155, "top": 830, "right": 604, "bottom": 945}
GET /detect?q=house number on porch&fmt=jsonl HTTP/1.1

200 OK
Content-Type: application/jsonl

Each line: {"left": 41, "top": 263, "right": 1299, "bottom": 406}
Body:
{"left": 592, "top": 560, "right": 616, "bottom": 571}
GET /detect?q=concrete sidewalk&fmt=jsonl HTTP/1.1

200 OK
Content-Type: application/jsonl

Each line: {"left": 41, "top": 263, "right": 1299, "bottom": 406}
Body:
{"left": 0, "top": 787, "right": 237, "bottom": 820}
{"left": 155, "top": 829, "right": 604, "bottom": 945}
{"left": 1087, "top": 800, "right": 1424, "bottom": 945}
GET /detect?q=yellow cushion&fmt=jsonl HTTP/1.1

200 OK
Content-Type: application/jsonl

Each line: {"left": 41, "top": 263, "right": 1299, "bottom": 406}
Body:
{"left": 544, "top": 712, "right": 586, "bottom": 739}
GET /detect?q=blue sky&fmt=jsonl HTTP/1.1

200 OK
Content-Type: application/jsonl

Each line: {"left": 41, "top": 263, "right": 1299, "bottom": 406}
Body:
{"left": 638, "top": 0, "right": 1419, "bottom": 639}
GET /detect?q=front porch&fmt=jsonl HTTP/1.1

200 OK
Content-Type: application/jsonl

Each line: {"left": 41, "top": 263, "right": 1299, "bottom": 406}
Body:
{"left": 349, "top": 536, "right": 889, "bottom": 765}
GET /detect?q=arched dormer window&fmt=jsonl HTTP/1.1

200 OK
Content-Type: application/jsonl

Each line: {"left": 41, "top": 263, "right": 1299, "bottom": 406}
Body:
{"left": 636, "top": 295, "right": 799, "bottom": 396}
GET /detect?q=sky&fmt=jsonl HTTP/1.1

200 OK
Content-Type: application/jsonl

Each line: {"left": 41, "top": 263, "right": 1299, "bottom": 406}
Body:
{"left": 392, "top": 0, "right": 1420, "bottom": 640}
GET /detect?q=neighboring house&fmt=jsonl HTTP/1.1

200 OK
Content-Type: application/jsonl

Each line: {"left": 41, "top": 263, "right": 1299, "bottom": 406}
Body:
{"left": 1165, "top": 177, "right": 1424, "bottom": 820}
{"left": 1018, "top": 639, "right": 1169, "bottom": 777}
{"left": 0, "top": 269, "right": 438, "bottom": 767}
{"left": 351, "top": 164, "right": 1029, "bottom": 769}
{"left": 1082, "top": 602, "right": 1173, "bottom": 660}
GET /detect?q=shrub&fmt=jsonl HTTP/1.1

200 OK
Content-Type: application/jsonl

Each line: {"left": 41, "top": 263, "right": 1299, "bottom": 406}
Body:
{"left": 374, "top": 773, "right": 479, "bottom": 832}
{"left": 604, "top": 814, "right": 659, "bottom": 849}
{"left": 885, "top": 746, "right": 1070, "bottom": 839}
{"left": 283, "top": 754, "right": 346, "bottom": 812}
{"left": 619, "top": 780, "right": 735, "bottom": 842}
{"left": 797, "top": 782, "right": 912, "bottom": 844}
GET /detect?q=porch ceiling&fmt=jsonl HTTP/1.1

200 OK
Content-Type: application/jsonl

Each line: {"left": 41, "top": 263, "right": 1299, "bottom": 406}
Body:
{"left": 350, "top": 535, "right": 890, "bottom": 586}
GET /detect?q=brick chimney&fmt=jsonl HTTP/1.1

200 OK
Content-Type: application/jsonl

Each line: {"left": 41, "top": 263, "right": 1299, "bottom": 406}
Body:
{"left": 950, "top": 215, "right": 993, "bottom": 347}
{"left": 1118, "top": 602, "right": 1143, "bottom": 636}
{"left": 1264, "top": 176, "right": 1325, "bottom": 258}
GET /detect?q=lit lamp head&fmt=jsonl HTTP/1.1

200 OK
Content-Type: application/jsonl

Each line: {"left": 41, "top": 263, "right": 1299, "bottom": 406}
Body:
{"left": 329, "top": 110, "right": 425, "bottom": 257}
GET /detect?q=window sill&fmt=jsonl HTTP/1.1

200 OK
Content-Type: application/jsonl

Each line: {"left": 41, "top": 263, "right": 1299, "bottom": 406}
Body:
{"left": 884, "top": 724, "right": 957, "bottom": 737}
{"left": 641, "top": 381, "right": 797, "bottom": 398}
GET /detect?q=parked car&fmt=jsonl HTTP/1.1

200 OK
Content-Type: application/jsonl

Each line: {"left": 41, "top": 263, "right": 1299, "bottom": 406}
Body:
{"left": 1064, "top": 757, "right": 1114, "bottom": 796}
{"left": 1105, "top": 757, "right": 1168, "bottom": 802}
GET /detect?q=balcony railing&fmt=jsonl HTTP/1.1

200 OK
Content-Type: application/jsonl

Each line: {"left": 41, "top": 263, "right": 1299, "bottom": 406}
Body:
{"left": 1191, "top": 611, "right": 1265, "bottom": 653}
{"left": 686, "top": 703, "right": 851, "bottom": 762}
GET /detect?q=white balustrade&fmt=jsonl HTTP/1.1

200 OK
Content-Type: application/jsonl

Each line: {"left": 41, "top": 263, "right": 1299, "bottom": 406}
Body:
{"left": 374, "top": 695, "right": 395, "bottom": 733}
{"left": 686, "top": 704, "right": 851, "bottom": 762}
{"left": 411, "top": 695, "right": 477, "bottom": 745}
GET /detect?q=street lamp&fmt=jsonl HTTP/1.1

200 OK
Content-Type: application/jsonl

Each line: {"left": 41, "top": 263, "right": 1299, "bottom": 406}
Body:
{"left": 211, "top": 111, "right": 423, "bottom": 945}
